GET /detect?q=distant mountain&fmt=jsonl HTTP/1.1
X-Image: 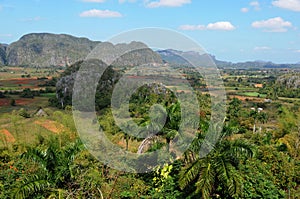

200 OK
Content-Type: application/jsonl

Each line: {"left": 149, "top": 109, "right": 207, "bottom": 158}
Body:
{"left": 157, "top": 49, "right": 300, "bottom": 69}
{"left": 157, "top": 49, "right": 190, "bottom": 66}
{"left": 1, "top": 33, "right": 162, "bottom": 68}
{"left": 1, "top": 33, "right": 299, "bottom": 69}
{"left": 157, "top": 49, "right": 221, "bottom": 67}
{"left": 6, "top": 33, "right": 101, "bottom": 67}
{"left": 89, "top": 41, "right": 163, "bottom": 67}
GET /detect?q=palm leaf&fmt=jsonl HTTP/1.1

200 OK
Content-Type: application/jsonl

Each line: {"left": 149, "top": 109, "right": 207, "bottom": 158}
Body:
{"left": 13, "top": 174, "right": 51, "bottom": 199}
{"left": 196, "top": 162, "right": 215, "bottom": 199}
{"left": 179, "top": 158, "right": 205, "bottom": 190}
{"left": 21, "top": 148, "right": 47, "bottom": 171}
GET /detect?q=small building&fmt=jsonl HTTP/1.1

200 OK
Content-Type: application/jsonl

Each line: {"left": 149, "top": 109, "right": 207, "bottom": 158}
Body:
{"left": 264, "top": 99, "right": 272, "bottom": 103}
{"left": 254, "top": 84, "right": 263, "bottom": 88}
{"left": 35, "top": 108, "right": 48, "bottom": 117}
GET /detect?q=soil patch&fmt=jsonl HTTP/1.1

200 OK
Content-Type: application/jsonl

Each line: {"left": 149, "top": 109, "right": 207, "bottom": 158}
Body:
{"left": 35, "top": 120, "right": 64, "bottom": 134}
{"left": 0, "top": 129, "right": 16, "bottom": 143}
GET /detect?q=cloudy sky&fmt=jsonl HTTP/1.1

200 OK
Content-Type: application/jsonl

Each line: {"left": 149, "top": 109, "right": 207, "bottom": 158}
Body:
{"left": 0, "top": 0, "right": 300, "bottom": 63}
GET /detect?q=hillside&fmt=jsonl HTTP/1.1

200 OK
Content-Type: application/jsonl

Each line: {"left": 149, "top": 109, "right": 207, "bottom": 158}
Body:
{"left": 55, "top": 42, "right": 162, "bottom": 110}
{"left": 0, "top": 44, "right": 6, "bottom": 66}
{"left": 88, "top": 41, "right": 163, "bottom": 67}
{"left": 277, "top": 74, "right": 300, "bottom": 89}
{"left": 6, "top": 33, "right": 100, "bottom": 67}
{"left": 1, "top": 33, "right": 299, "bottom": 68}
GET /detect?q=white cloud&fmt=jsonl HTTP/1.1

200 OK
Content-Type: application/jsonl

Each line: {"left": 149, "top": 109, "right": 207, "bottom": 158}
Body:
{"left": 179, "top": 21, "right": 236, "bottom": 31}
{"left": 241, "top": 1, "right": 260, "bottom": 13}
{"left": 146, "top": 0, "right": 191, "bottom": 8}
{"left": 272, "top": 0, "right": 300, "bottom": 12}
{"left": 250, "top": 1, "right": 259, "bottom": 7}
{"left": 241, "top": 7, "right": 249, "bottom": 12}
{"left": 207, "top": 22, "right": 236, "bottom": 30}
{"left": 295, "top": 50, "right": 300, "bottom": 53}
{"left": 250, "top": 1, "right": 260, "bottom": 10}
{"left": 80, "top": 9, "right": 122, "bottom": 18}
{"left": 254, "top": 46, "right": 271, "bottom": 51}
{"left": 82, "top": 0, "right": 105, "bottom": 2}
{"left": 179, "top": 25, "right": 206, "bottom": 30}
{"left": 252, "top": 17, "right": 292, "bottom": 32}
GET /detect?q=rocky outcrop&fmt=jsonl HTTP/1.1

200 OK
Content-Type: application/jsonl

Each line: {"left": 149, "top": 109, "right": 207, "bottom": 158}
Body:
{"left": 55, "top": 42, "right": 163, "bottom": 110}
{"left": 0, "top": 44, "right": 7, "bottom": 66}
{"left": 6, "top": 33, "right": 100, "bottom": 67}
{"left": 277, "top": 75, "right": 300, "bottom": 89}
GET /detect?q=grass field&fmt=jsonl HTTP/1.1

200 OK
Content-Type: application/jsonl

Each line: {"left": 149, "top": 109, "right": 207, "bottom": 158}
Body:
{"left": 40, "top": 93, "right": 56, "bottom": 98}
{"left": 0, "top": 66, "right": 62, "bottom": 80}
{"left": 0, "top": 105, "right": 77, "bottom": 147}
{"left": 0, "top": 97, "right": 50, "bottom": 114}
{"left": 237, "top": 92, "right": 267, "bottom": 98}
{"left": 0, "top": 66, "right": 59, "bottom": 114}
{"left": 0, "top": 78, "right": 50, "bottom": 91}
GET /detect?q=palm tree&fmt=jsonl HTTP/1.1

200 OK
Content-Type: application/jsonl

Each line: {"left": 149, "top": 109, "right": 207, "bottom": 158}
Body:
{"left": 179, "top": 130, "right": 254, "bottom": 198}
{"left": 136, "top": 102, "right": 183, "bottom": 154}
{"left": 13, "top": 138, "right": 83, "bottom": 199}
{"left": 161, "top": 102, "right": 181, "bottom": 152}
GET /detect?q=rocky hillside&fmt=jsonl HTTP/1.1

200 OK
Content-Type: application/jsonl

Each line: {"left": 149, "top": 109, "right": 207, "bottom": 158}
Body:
{"left": 5, "top": 33, "right": 100, "bottom": 67}
{"left": 55, "top": 42, "right": 163, "bottom": 110}
{"left": 88, "top": 41, "right": 163, "bottom": 67}
{"left": 277, "top": 75, "right": 300, "bottom": 89}
{"left": 1, "top": 33, "right": 163, "bottom": 68}
{"left": 0, "top": 44, "right": 7, "bottom": 66}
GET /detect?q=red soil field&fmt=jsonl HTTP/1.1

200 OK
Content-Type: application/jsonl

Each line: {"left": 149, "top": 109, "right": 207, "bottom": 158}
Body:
{"left": 0, "top": 77, "right": 48, "bottom": 89}
{"left": 35, "top": 120, "right": 64, "bottom": 134}
{"left": 229, "top": 95, "right": 264, "bottom": 102}
{"left": 0, "top": 129, "right": 16, "bottom": 143}
{"left": 0, "top": 98, "right": 36, "bottom": 106}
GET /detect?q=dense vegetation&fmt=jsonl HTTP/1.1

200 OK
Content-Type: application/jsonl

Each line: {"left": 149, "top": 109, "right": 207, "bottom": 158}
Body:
{"left": 0, "top": 65, "right": 300, "bottom": 198}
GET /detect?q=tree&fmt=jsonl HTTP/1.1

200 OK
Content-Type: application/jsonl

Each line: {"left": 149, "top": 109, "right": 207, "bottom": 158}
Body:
{"left": 10, "top": 99, "right": 16, "bottom": 106}
{"left": 13, "top": 138, "right": 83, "bottom": 198}
{"left": 150, "top": 164, "right": 182, "bottom": 198}
{"left": 20, "top": 88, "right": 34, "bottom": 99}
{"left": 228, "top": 98, "right": 242, "bottom": 121}
{"left": 179, "top": 131, "right": 254, "bottom": 198}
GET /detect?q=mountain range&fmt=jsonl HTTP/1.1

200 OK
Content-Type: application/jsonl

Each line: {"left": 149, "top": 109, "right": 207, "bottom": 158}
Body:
{"left": 157, "top": 49, "right": 300, "bottom": 69}
{"left": 0, "top": 33, "right": 299, "bottom": 69}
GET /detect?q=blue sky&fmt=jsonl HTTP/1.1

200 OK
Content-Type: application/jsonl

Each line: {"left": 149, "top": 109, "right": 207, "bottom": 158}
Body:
{"left": 0, "top": 0, "right": 300, "bottom": 63}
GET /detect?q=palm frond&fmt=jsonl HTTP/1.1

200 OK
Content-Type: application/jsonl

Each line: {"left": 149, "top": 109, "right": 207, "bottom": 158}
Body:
{"left": 21, "top": 148, "right": 47, "bottom": 170}
{"left": 13, "top": 174, "right": 51, "bottom": 199}
{"left": 196, "top": 162, "right": 215, "bottom": 199}
{"left": 179, "top": 158, "right": 205, "bottom": 190}
{"left": 229, "top": 139, "right": 255, "bottom": 159}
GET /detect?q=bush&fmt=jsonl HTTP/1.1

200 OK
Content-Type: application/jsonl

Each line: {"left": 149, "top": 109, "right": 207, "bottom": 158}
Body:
{"left": 19, "top": 108, "right": 30, "bottom": 118}
{"left": 20, "top": 88, "right": 34, "bottom": 98}
{"left": 10, "top": 99, "right": 16, "bottom": 106}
